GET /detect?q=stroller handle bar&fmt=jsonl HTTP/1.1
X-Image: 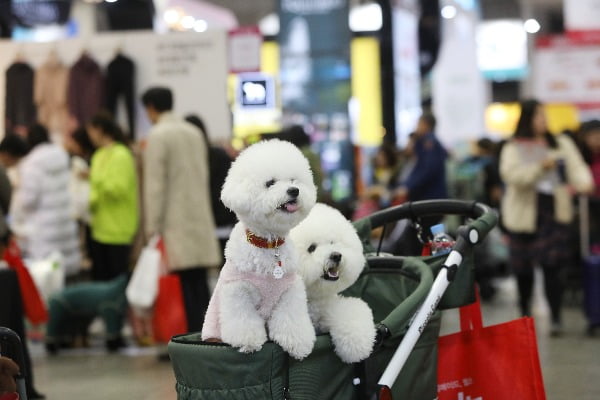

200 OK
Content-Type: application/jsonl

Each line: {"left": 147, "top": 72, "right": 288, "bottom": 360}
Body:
{"left": 365, "top": 199, "right": 495, "bottom": 236}
{"left": 363, "top": 200, "right": 497, "bottom": 253}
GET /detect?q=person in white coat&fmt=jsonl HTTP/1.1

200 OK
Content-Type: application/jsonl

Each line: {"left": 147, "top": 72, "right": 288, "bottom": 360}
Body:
{"left": 10, "top": 124, "right": 81, "bottom": 276}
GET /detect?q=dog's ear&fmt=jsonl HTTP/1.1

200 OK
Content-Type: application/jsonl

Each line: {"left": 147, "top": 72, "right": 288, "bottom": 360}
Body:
{"left": 221, "top": 175, "right": 250, "bottom": 216}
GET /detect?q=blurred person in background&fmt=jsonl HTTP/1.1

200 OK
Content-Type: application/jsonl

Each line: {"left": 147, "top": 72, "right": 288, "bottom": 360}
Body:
{"left": 0, "top": 137, "right": 44, "bottom": 400}
{"left": 0, "top": 137, "right": 17, "bottom": 249}
{"left": 10, "top": 124, "right": 81, "bottom": 277}
{"left": 0, "top": 134, "right": 28, "bottom": 252}
{"left": 471, "top": 138, "right": 503, "bottom": 208}
{"left": 578, "top": 120, "right": 600, "bottom": 247}
{"left": 185, "top": 114, "right": 236, "bottom": 253}
{"left": 65, "top": 127, "right": 97, "bottom": 268}
{"left": 142, "top": 87, "right": 221, "bottom": 333}
{"left": 353, "top": 142, "right": 400, "bottom": 220}
{"left": 87, "top": 112, "right": 139, "bottom": 281}
{"left": 391, "top": 113, "right": 448, "bottom": 255}
{"left": 393, "top": 112, "right": 448, "bottom": 203}
{"left": 500, "top": 99, "right": 594, "bottom": 336}
{"left": 0, "top": 134, "right": 29, "bottom": 169}
{"left": 280, "top": 124, "right": 325, "bottom": 202}
{"left": 578, "top": 120, "right": 600, "bottom": 198}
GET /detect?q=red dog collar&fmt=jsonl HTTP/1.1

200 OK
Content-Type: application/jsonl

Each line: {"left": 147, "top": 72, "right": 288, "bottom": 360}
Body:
{"left": 245, "top": 230, "right": 285, "bottom": 249}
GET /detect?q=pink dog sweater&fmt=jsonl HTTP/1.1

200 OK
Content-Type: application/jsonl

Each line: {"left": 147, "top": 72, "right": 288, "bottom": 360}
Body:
{"left": 201, "top": 263, "right": 296, "bottom": 341}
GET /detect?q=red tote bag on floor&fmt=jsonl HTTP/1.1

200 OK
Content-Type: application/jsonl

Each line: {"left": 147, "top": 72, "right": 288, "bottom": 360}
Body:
{"left": 437, "top": 295, "right": 546, "bottom": 400}
{"left": 151, "top": 239, "right": 188, "bottom": 343}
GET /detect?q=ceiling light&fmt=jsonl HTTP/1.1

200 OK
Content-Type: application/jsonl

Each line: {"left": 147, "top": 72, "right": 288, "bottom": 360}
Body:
{"left": 194, "top": 19, "right": 208, "bottom": 33}
{"left": 105, "top": 0, "right": 118, "bottom": 3}
{"left": 524, "top": 18, "right": 541, "bottom": 34}
{"left": 441, "top": 5, "right": 457, "bottom": 19}
{"left": 164, "top": 8, "right": 180, "bottom": 25}
{"left": 349, "top": 3, "right": 382, "bottom": 32}
{"left": 181, "top": 15, "right": 195, "bottom": 30}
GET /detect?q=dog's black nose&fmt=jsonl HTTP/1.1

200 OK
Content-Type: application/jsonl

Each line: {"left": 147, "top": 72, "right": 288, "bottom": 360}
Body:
{"left": 330, "top": 252, "right": 342, "bottom": 263}
{"left": 287, "top": 187, "right": 299, "bottom": 198}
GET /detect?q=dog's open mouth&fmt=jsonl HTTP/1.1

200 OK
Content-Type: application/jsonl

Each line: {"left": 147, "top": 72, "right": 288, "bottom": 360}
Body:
{"left": 323, "top": 265, "right": 340, "bottom": 281}
{"left": 277, "top": 199, "right": 299, "bottom": 213}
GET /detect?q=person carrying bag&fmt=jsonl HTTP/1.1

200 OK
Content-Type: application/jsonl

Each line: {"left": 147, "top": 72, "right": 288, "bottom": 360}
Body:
{"left": 126, "top": 236, "right": 188, "bottom": 344}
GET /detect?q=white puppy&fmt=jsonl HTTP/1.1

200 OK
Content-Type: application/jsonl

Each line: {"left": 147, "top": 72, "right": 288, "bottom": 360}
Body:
{"left": 290, "top": 203, "right": 376, "bottom": 363}
{"left": 202, "top": 139, "right": 317, "bottom": 360}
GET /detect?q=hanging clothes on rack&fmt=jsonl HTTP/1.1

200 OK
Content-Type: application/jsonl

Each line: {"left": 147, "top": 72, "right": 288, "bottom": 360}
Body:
{"left": 67, "top": 53, "right": 104, "bottom": 128}
{"left": 4, "top": 61, "right": 36, "bottom": 134}
{"left": 105, "top": 52, "right": 136, "bottom": 140}
{"left": 35, "top": 52, "right": 69, "bottom": 137}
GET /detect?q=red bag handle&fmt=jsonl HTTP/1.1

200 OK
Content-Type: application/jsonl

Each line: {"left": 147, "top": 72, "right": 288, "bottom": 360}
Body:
{"left": 152, "top": 236, "right": 169, "bottom": 275}
{"left": 459, "top": 288, "right": 483, "bottom": 332}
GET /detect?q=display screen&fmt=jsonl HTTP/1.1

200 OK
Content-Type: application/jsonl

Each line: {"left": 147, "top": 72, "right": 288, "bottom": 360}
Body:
{"left": 238, "top": 73, "right": 275, "bottom": 108}
{"left": 476, "top": 19, "right": 528, "bottom": 81}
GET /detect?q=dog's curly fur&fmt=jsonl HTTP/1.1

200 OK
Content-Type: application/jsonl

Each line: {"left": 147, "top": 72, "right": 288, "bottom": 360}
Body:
{"left": 202, "top": 139, "right": 317, "bottom": 360}
{"left": 290, "top": 203, "right": 376, "bottom": 363}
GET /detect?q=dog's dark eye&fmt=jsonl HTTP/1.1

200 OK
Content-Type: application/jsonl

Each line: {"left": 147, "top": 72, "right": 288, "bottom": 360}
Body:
{"left": 307, "top": 243, "right": 317, "bottom": 253}
{"left": 265, "top": 179, "right": 276, "bottom": 188}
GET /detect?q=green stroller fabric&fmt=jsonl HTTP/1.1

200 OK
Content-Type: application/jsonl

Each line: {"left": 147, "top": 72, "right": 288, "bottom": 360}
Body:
{"left": 168, "top": 256, "right": 439, "bottom": 400}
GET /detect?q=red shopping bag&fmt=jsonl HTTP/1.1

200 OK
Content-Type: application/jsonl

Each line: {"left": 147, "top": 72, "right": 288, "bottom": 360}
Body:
{"left": 151, "top": 239, "right": 188, "bottom": 343}
{"left": 152, "top": 274, "right": 188, "bottom": 343}
{"left": 437, "top": 294, "right": 546, "bottom": 400}
{"left": 2, "top": 240, "right": 48, "bottom": 325}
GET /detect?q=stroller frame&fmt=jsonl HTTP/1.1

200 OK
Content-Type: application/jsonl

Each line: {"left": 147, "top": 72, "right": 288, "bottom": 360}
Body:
{"left": 168, "top": 199, "right": 497, "bottom": 400}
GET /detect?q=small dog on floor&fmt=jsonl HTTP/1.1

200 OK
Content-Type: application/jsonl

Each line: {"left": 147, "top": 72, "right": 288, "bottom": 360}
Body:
{"left": 202, "top": 139, "right": 317, "bottom": 360}
{"left": 290, "top": 203, "right": 376, "bottom": 363}
{"left": 45, "top": 274, "right": 128, "bottom": 354}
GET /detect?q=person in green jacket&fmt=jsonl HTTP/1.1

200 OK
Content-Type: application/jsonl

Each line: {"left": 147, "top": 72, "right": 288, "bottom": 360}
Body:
{"left": 87, "top": 112, "right": 139, "bottom": 281}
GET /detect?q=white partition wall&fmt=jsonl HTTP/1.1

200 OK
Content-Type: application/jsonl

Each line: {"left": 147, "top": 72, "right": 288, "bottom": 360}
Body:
{"left": 0, "top": 30, "right": 231, "bottom": 141}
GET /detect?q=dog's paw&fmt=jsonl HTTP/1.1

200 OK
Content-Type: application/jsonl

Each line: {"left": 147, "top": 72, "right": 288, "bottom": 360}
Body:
{"left": 271, "top": 320, "right": 316, "bottom": 360}
{"left": 332, "top": 332, "right": 374, "bottom": 363}
{"left": 237, "top": 342, "right": 264, "bottom": 354}
{"left": 222, "top": 320, "right": 268, "bottom": 352}
{"left": 286, "top": 333, "right": 316, "bottom": 360}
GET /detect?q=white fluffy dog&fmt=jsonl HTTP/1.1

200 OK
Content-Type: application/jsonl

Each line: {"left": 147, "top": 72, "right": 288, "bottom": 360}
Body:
{"left": 290, "top": 203, "right": 376, "bottom": 363}
{"left": 202, "top": 139, "right": 317, "bottom": 360}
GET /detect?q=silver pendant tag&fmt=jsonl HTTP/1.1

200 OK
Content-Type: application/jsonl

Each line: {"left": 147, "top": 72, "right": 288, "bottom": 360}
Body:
{"left": 273, "top": 265, "right": 284, "bottom": 279}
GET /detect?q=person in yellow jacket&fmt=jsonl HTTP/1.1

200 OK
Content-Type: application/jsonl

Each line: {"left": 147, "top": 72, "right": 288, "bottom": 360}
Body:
{"left": 500, "top": 99, "right": 594, "bottom": 336}
{"left": 87, "top": 112, "right": 139, "bottom": 281}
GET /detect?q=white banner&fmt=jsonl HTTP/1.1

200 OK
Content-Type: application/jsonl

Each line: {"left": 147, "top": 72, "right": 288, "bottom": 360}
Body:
{"left": 0, "top": 30, "right": 230, "bottom": 141}
{"left": 564, "top": 0, "right": 600, "bottom": 32}
{"left": 432, "top": 11, "right": 487, "bottom": 148}
{"left": 392, "top": 7, "right": 421, "bottom": 147}
{"left": 228, "top": 26, "right": 262, "bottom": 73}
{"left": 533, "top": 34, "right": 600, "bottom": 108}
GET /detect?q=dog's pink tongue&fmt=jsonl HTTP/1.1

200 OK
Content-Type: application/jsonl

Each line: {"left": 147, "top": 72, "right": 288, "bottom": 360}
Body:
{"left": 285, "top": 202, "right": 299, "bottom": 212}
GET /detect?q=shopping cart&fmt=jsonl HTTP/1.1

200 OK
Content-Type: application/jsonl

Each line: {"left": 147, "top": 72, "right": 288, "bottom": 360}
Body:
{"left": 0, "top": 327, "right": 28, "bottom": 400}
{"left": 168, "top": 200, "right": 497, "bottom": 400}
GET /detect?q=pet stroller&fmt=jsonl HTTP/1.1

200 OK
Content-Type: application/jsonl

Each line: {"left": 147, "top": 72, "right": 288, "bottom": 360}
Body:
{"left": 168, "top": 200, "right": 497, "bottom": 400}
{"left": 0, "top": 327, "right": 28, "bottom": 400}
